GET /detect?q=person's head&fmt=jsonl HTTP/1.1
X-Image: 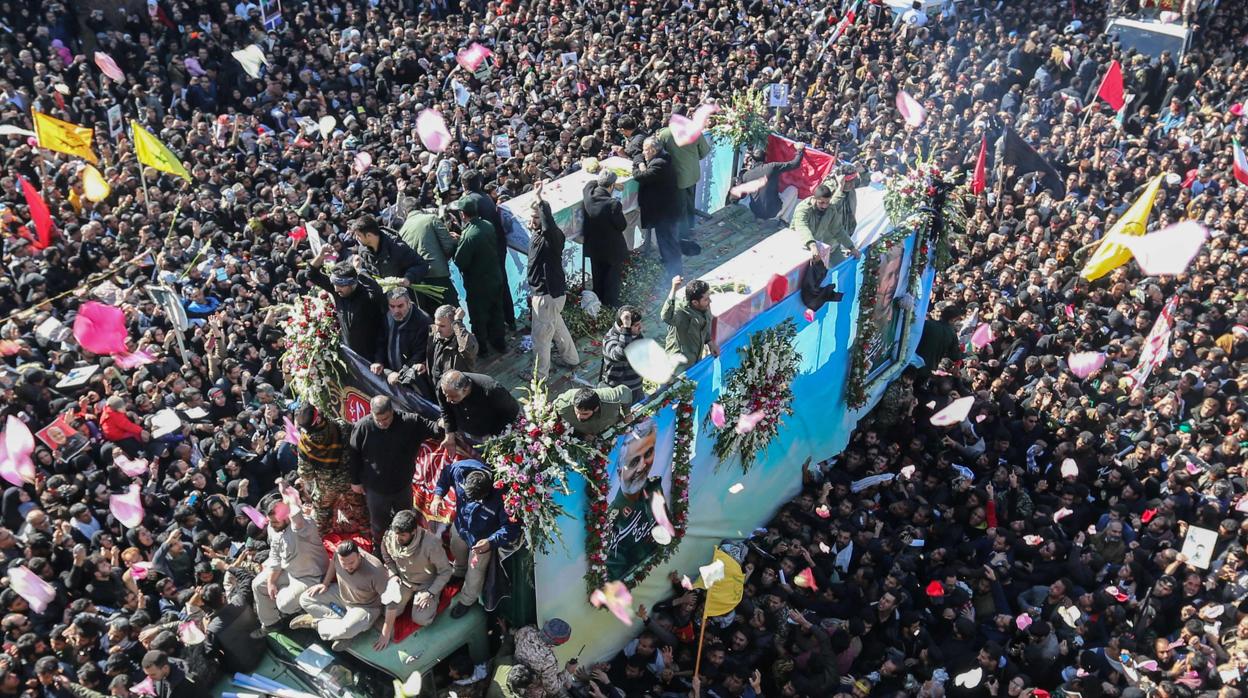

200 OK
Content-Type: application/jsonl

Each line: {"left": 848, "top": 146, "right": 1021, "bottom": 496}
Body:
{"left": 440, "top": 371, "right": 472, "bottom": 403}
{"left": 617, "top": 305, "right": 643, "bottom": 334}
{"left": 329, "top": 261, "right": 359, "bottom": 297}
{"left": 457, "top": 197, "right": 479, "bottom": 218}
{"left": 539, "top": 618, "right": 571, "bottom": 646}
{"left": 390, "top": 510, "right": 420, "bottom": 547}
{"left": 351, "top": 214, "right": 381, "bottom": 249}
{"left": 813, "top": 184, "right": 833, "bottom": 210}
{"left": 619, "top": 419, "right": 658, "bottom": 496}
{"left": 140, "top": 650, "right": 170, "bottom": 681}
{"left": 433, "top": 305, "right": 457, "bottom": 337}
{"left": 642, "top": 136, "right": 660, "bottom": 161}
{"left": 266, "top": 499, "right": 291, "bottom": 531}
{"left": 462, "top": 469, "right": 493, "bottom": 502}
{"left": 386, "top": 287, "right": 413, "bottom": 321}
{"left": 573, "top": 388, "right": 601, "bottom": 422}
{"left": 294, "top": 402, "right": 319, "bottom": 430}
{"left": 685, "top": 279, "right": 712, "bottom": 311}
{"left": 336, "top": 539, "right": 362, "bottom": 573}
{"left": 370, "top": 395, "right": 395, "bottom": 429}
{"left": 597, "top": 170, "right": 617, "bottom": 190}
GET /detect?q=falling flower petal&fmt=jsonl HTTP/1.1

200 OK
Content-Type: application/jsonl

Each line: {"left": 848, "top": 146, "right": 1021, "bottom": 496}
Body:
{"left": 803, "top": 308, "right": 816, "bottom": 322}
{"left": 896, "top": 90, "right": 926, "bottom": 128}
{"left": 240, "top": 505, "right": 267, "bottom": 529}
{"left": 110, "top": 483, "right": 144, "bottom": 529}
{"left": 114, "top": 452, "right": 149, "bottom": 478}
{"left": 231, "top": 45, "right": 268, "bottom": 79}
{"left": 954, "top": 667, "right": 984, "bottom": 689}
{"left": 668, "top": 104, "right": 720, "bottom": 147}
{"left": 283, "top": 417, "right": 301, "bottom": 446}
{"left": 73, "top": 301, "right": 129, "bottom": 355}
{"left": 651, "top": 526, "right": 673, "bottom": 545}
{"left": 9, "top": 565, "right": 55, "bottom": 613}
{"left": 1060, "top": 459, "right": 1079, "bottom": 478}
{"left": 278, "top": 480, "right": 302, "bottom": 509}
{"left": 94, "top": 52, "right": 125, "bottom": 82}
{"left": 82, "top": 164, "right": 111, "bottom": 202}
{"left": 930, "top": 396, "right": 974, "bottom": 426}
{"left": 710, "top": 403, "right": 726, "bottom": 428}
{"left": 970, "top": 323, "right": 994, "bottom": 350}
{"left": 814, "top": 505, "right": 831, "bottom": 519}
{"left": 1067, "top": 351, "right": 1107, "bottom": 380}
{"left": 0, "top": 416, "right": 36, "bottom": 486}
{"left": 680, "top": 575, "right": 694, "bottom": 590}
{"left": 1054, "top": 507, "right": 1073, "bottom": 522}
{"left": 734, "top": 410, "right": 766, "bottom": 434}
{"left": 178, "top": 620, "right": 206, "bottom": 645}
{"left": 699, "top": 560, "right": 726, "bottom": 588}
{"left": 131, "top": 677, "right": 157, "bottom": 696}
{"left": 625, "top": 338, "right": 684, "bottom": 384}
{"left": 353, "top": 151, "right": 373, "bottom": 174}
{"left": 794, "top": 567, "right": 818, "bottom": 591}
{"left": 1015, "top": 614, "right": 1033, "bottom": 630}
{"left": 818, "top": 542, "right": 830, "bottom": 554}
{"left": 270, "top": 501, "right": 291, "bottom": 523}
{"left": 650, "top": 491, "right": 675, "bottom": 539}
{"left": 729, "top": 177, "right": 768, "bottom": 198}
{"left": 417, "top": 109, "right": 452, "bottom": 153}
{"left": 114, "top": 349, "right": 156, "bottom": 369}
{"left": 1120, "top": 220, "right": 1208, "bottom": 276}
{"left": 589, "top": 581, "right": 634, "bottom": 626}
{"left": 455, "top": 42, "right": 493, "bottom": 72}
{"left": 130, "top": 561, "right": 152, "bottom": 580}
{"left": 900, "top": 465, "right": 916, "bottom": 479}
{"left": 728, "top": 483, "right": 744, "bottom": 494}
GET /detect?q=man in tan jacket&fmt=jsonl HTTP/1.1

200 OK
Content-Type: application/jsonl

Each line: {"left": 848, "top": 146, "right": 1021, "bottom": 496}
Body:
{"left": 291, "top": 539, "right": 390, "bottom": 651}
{"left": 373, "top": 510, "right": 453, "bottom": 650}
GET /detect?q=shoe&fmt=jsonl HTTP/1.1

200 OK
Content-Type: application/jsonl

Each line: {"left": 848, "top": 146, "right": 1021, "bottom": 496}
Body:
{"left": 449, "top": 602, "right": 472, "bottom": 619}
{"left": 553, "top": 356, "right": 581, "bottom": 369}
{"left": 331, "top": 639, "right": 350, "bottom": 652}
{"left": 249, "top": 626, "right": 272, "bottom": 640}
{"left": 287, "top": 614, "right": 317, "bottom": 631}
{"left": 679, "top": 240, "right": 703, "bottom": 256}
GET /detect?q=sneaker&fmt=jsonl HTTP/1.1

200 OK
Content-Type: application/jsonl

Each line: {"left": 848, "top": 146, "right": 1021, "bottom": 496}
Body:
{"left": 553, "top": 356, "right": 581, "bottom": 369}
{"left": 449, "top": 602, "right": 472, "bottom": 619}
{"left": 287, "top": 614, "right": 317, "bottom": 631}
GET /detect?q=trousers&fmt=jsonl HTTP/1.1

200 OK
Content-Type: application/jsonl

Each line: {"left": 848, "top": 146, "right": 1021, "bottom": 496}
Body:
{"left": 652, "top": 219, "right": 682, "bottom": 284}
{"left": 590, "top": 256, "right": 624, "bottom": 308}
{"left": 364, "top": 487, "right": 414, "bottom": 546}
{"left": 449, "top": 526, "right": 491, "bottom": 608}
{"left": 298, "top": 584, "right": 380, "bottom": 642}
{"left": 530, "top": 294, "right": 579, "bottom": 380}
{"left": 466, "top": 290, "right": 508, "bottom": 354}
{"left": 251, "top": 570, "right": 319, "bottom": 628}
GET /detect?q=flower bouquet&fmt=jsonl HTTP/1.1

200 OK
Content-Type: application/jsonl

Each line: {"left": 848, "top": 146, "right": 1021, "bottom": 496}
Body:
{"left": 281, "top": 291, "right": 347, "bottom": 414}
{"left": 709, "top": 319, "right": 800, "bottom": 473}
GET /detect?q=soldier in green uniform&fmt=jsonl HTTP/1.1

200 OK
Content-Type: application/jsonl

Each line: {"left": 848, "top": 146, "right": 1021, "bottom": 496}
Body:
{"left": 451, "top": 197, "right": 508, "bottom": 357}
{"left": 606, "top": 419, "right": 670, "bottom": 580}
{"left": 551, "top": 385, "right": 632, "bottom": 438}
{"left": 397, "top": 210, "right": 460, "bottom": 315}
{"left": 293, "top": 403, "right": 368, "bottom": 535}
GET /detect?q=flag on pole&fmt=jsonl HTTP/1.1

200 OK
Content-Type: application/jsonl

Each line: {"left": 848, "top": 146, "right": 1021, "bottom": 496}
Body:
{"left": 1233, "top": 138, "right": 1248, "bottom": 186}
{"left": 131, "top": 121, "right": 191, "bottom": 181}
{"left": 17, "top": 176, "right": 54, "bottom": 250}
{"left": 821, "top": 0, "right": 862, "bottom": 52}
{"left": 31, "top": 112, "right": 98, "bottom": 164}
{"left": 971, "top": 135, "right": 988, "bottom": 195}
{"left": 995, "top": 126, "right": 1067, "bottom": 199}
{"left": 1080, "top": 174, "right": 1164, "bottom": 281}
{"left": 1127, "top": 297, "right": 1177, "bottom": 387}
{"left": 1095, "top": 60, "right": 1125, "bottom": 111}
{"left": 693, "top": 547, "right": 745, "bottom": 617}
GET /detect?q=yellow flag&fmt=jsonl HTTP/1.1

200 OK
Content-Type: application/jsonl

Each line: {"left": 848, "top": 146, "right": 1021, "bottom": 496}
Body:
{"left": 131, "top": 121, "right": 191, "bottom": 181}
{"left": 32, "top": 111, "right": 98, "bottom": 164}
{"left": 693, "top": 547, "right": 745, "bottom": 617}
{"left": 1080, "top": 174, "right": 1164, "bottom": 281}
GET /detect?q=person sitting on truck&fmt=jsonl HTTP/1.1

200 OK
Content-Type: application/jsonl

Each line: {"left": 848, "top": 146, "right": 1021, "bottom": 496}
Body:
{"left": 373, "top": 510, "right": 453, "bottom": 651}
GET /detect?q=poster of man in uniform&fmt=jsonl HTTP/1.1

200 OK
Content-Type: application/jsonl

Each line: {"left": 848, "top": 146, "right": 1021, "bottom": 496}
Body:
{"left": 864, "top": 243, "right": 908, "bottom": 378}
{"left": 604, "top": 409, "right": 677, "bottom": 582}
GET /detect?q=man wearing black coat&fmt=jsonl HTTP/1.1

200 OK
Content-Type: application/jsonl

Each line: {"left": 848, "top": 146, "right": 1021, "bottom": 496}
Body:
{"left": 736, "top": 143, "right": 806, "bottom": 223}
{"left": 371, "top": 288, "right": 432, "bottom": 386}
{"left": 306, "top": 247, "right": 387, "bottom": 360}
{"left": 582, "top": 170, "right": 629, "bottom": 308}
{"left": 352, "top": 214, "right": 429, "bottom": 286}
{"left": 632, "top": 137, "right": 682, "bottom": 282}
{"left": 200, "top": 583, "right": 263, "bottom": 673}
{"left": 437, "top": 370, "right": 521, "bottom": 454}
{"left": 348, "top": 396, "right": 443, "bottom": 543}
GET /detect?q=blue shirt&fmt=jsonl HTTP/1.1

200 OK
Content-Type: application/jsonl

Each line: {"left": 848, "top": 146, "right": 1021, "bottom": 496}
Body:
{"left": 435, "top": 460, "right": 521, "bottom": 548}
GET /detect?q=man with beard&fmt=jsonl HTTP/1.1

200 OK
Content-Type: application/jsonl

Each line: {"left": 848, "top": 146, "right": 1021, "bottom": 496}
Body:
{"left": 250, "top": 499, "right": 328, "bottom": 636}
{"left": 606, "top": 419, "right": 670, "bottom": 580}
{"left": 293, "top": 403, "right": 367, "bottom": 535}
{"left": 374, "top": 510, "right": 453, "bottom": 650}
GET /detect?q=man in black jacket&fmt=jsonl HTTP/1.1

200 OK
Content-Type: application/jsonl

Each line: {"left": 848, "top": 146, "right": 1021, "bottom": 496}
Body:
{"left": 582, "top": 170, "right": 629, "bottom": 308}
{"left": 371, "top": 288, "right": 432, "bottom": 387}
{"left": 352, "top": 214, "right": 429, "bottom": 286}
{"left": 437, "top": 370, "right": 520, "bottom": 456}
{"left": 735, "top": 143, "right": 806, "bottom": 223}
{"left": 633, "top": 137, "right": 682, "bottom": 283}
{"left": 348, "top": 396, "right": 442, "bottom": 543}
{"left": 306, "top": 247, "right": 387, "bottom": 360}
{"left": 527, "top": 180, "right": 579, "bottom": 380}
{"left": 140, "top": 650, "right": 212, "bottom": 698}
{"left": 200, "top": 583, "right": 263, "bottom": 674}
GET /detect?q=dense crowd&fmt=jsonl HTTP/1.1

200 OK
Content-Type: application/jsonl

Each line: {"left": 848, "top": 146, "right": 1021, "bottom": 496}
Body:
{"left": 0, "top": 0, "right": 1245, "bottom": 694}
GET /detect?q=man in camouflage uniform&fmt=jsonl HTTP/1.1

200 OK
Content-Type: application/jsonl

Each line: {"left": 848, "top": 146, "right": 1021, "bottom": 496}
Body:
{"left": 293, "top": 403, "right": 368, "bottom": 535}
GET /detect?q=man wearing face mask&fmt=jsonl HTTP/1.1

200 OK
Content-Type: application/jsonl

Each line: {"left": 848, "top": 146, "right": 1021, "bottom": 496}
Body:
{"left": 431, "top": 461, "right": 520, "bottom": 619}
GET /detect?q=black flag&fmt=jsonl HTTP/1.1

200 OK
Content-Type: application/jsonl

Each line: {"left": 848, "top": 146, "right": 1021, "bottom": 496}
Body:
{"left": 994, "top": 126, "right": 1067, "bottom": 200}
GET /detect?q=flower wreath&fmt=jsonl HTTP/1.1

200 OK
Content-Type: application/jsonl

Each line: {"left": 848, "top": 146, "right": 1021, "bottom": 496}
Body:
{"left": 706, "top": 318, "right": 800, "bottom": 475}
{"left": 481, "top": 380, "right": 608, "bottom": 556}
{"left": 845, "top": 164, "right": 969, "bottom": 408}
{"left": 584, "top": 379, "right": 696, "bottom": 592}
{"left": 281, "top": 290, "right": 347, "bottom": 415}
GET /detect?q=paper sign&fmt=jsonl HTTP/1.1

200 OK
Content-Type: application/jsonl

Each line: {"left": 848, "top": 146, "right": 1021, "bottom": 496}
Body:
{"left": 35, "top": 411, "right": 89, "bottom": 457}
{"left": 494, "top": 134, "right": 512, "bottom": 159}
{"left": 150, "top": 408, "right": 183, "bottom": 439}
{"left": 107, "top": 105, "right": 124, "bottom": 140}
{"left": 768, "top": 83, "right": 790, "bottom": 108}
{"left": 146, "top": 285, "right": 189, "bottom": 332}
{"left": 306, "top": 222, "right": 324, "bottom": 257}
{"left": 55, "top": 365, "right": 100, "bottom": 391}
{"left": 560, "top": 51, "right": 579, "bottom": 66}
{"left": 1180, "top": 525, "right": 1218, "bottom": 569}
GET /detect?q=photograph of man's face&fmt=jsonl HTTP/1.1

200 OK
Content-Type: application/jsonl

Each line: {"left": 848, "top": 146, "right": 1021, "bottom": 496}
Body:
{"left": 605, "top": 413, "right": 677, "bottom": 582}
{"left": 619, "top": 423, "right": 657, "bottom": 498}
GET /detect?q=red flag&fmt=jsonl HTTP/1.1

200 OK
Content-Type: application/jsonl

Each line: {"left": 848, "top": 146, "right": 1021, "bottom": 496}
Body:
{"left": 17, "top": 176, "right": 54, "bottom": 250}
{"left": 765, "top": 135, "right": 836, "bottom": 199}
{"left": 1095, "top": 60, "right": 1125, "bottom": 111}
{"left": 971, "top": 135, "right": 988, "bottom": 195}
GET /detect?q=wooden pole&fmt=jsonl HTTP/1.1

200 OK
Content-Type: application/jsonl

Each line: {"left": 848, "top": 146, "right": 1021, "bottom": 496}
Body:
{"left": 691, "top": 603, "right": 711, "bottom": 680}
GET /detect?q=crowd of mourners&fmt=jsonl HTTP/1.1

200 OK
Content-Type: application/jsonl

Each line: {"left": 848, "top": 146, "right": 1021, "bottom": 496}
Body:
{"left": 0, "top": 0, "right": 1246, "bottom": 694}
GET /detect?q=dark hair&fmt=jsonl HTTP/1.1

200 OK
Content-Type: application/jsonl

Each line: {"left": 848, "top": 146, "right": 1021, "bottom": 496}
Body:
{"left": 813, "top": 184, "right": 833, "bottom": 198}
{"left": 335, "top": 539, "right": 359, "bottom": 557}
{"left": 201, "top": 583, "right": 226, "bottom": 611}
{"left": 463, "top": 470, "right": 493, "bottom": 501}
{"left": 353, "top": 214, "right": 381, "bottom": 237}
{"left": 618, "top": 115, "right": 637, "bottom": 131}
{"left": 458, "top": 197, "right": 479, "bottom": 217}
{"left": 573, "top": 388, "right": 601, "bottom": 413}
{"left": 141, "top": 650, "right": 169, "bottom": 670}
{"left": 685, "top": 279, "right": 710, "bottom": 303}
{"left": 507, "top": 664, "right": 535, "bottom": 691}
{"left": 391, "top": 510, "right": 420, "bottom": 534}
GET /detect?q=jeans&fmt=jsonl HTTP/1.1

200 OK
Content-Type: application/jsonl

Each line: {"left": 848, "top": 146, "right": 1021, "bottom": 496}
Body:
{"left": 364, "top": 487, "right": 414, "bottom": 545}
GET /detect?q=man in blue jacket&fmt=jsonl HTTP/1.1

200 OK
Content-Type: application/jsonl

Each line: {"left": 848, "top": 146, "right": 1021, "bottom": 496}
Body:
{"left": 431, "top": 460, "right": 520, "bottom": 618}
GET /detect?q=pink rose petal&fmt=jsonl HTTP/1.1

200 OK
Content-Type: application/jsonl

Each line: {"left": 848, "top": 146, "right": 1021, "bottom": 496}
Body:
{"left": 1067, "top": 351, "right": 1106, "bottom": 380}
{"left": 455, "top": 42, "right": 493, "bottom": 72}
{"left": 804, "top": 308, "right": 816, "bottom": 322}
{"left": 650, "top": 491, "right": 675, "bottom": 539}
{"left": 109, "top": 483, "right": 144, "bottom": 529}
{"left": 710, "top": 403, "right": 726, "bottom": 428}
{"left": 114, "top": 349, "right": 156, "bottom": 369}
{"left": 240, "top": 504, "right": 267, "bottom": 529}
{"left": 416, "top": 109, "right": 452, "bottom": 153}
{"left": 9, "top": 565, "right": 55, "bottom": 613}
{"left": 930, "top": 396, "right": 974, "bottom": 427}
{"left": 73, "top": 301, "right": 129, "bottom": 355}
{"left": 735, "top": 410, "right": 766, "bottom": 434}
{"left": 896, "top": 90, "right": 926, "bottom": 128}
{"left": 283, "top": 416, "right": 301, "bottom": 446}
{"left": 589, "top": 581, "right": 634, "bottom": 626}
